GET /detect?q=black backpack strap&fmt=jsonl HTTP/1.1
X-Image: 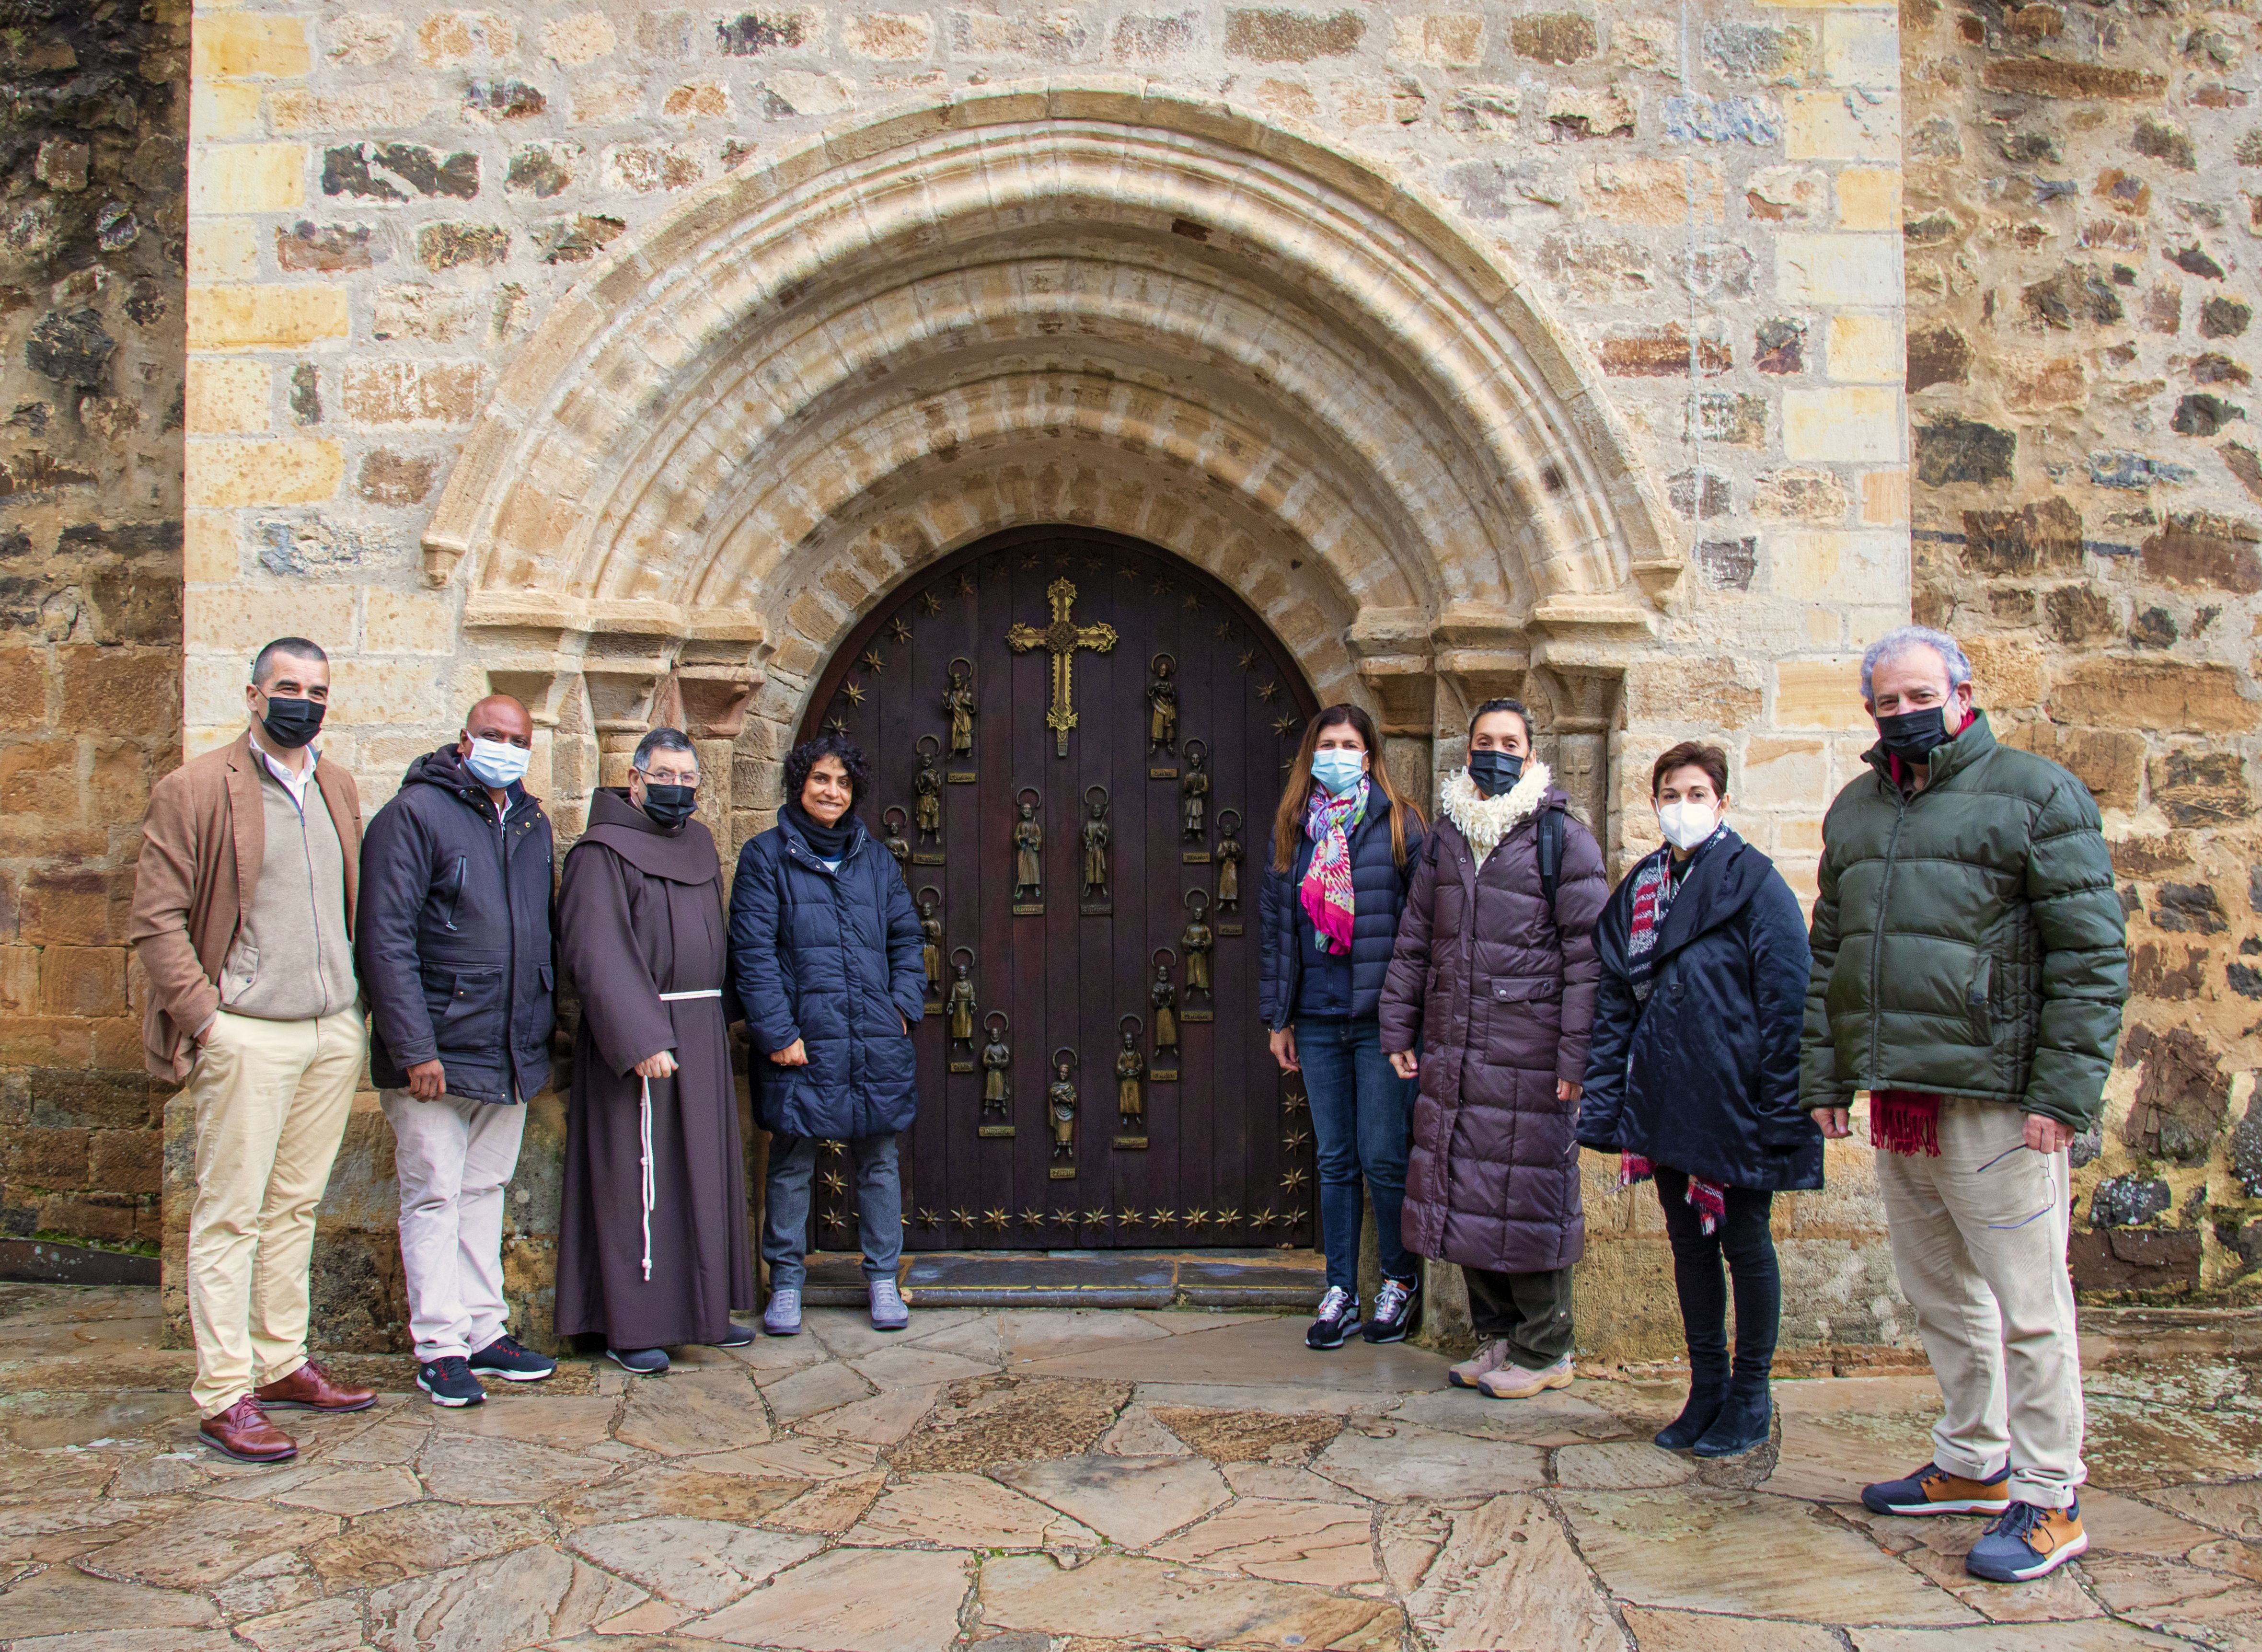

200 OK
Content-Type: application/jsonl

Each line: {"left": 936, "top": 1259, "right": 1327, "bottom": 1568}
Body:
{"left": 1537, "top": 803, "right": 1564, "bottom": 925}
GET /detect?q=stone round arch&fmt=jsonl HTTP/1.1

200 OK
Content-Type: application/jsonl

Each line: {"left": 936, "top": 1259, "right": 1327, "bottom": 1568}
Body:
{"left": 433, "top": 81, "right": 1676, "bottom": 842}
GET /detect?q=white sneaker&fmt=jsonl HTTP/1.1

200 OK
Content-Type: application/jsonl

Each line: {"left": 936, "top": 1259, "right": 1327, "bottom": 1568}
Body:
{"left": 1477, "top": 1353, "right": 1575, "bottom": 1399}
{"left": 869, "top": 1278, "right": 910, "bottom": 1331}
{"left": 763, "top": 1287, "right": 802, "bottom": 1336}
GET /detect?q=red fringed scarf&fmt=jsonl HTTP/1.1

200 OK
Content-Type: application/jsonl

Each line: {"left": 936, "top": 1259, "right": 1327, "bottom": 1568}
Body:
{"left": 1619, "top": 1155, "right": 1727, "bottom": 1236}
{"left": 1870, "top": 1090, "right": 1942, "bottom": 1156}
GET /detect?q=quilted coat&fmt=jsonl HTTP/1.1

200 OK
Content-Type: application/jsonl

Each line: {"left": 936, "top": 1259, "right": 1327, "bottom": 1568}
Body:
{"left": 1801, "top": 711, "right": 2127, "bottom": 1130}
{"left": 1378, "top": 763, "right": 1608, "bottom": 1274}
{"left": 1576, "top": 829, "right": 1823, "bottom": 1190}
{"left": 729, "top": 808, "right": 926, "bottom": 1140}
{"left": 1258, "top": 800, "right": 1426, "bottom": 1028}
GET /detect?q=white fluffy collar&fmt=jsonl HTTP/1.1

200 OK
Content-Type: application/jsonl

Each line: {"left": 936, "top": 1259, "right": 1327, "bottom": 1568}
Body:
{"left": 1441, "top": 761, "right": 1552, "bottom": 862}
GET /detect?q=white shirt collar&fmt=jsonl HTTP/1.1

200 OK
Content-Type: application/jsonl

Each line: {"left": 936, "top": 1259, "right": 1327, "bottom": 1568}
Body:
{"left": 251, "top": 736, "right": 319, "bottom": 805}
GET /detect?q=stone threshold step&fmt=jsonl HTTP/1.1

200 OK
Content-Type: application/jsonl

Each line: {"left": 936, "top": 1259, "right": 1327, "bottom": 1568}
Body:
{"left": 796, "top": 1247, "right": 1326, "bottom": 1309}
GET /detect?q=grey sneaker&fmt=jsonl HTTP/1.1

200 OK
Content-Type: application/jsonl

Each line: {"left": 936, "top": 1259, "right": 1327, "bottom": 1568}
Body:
{"left": 763, "top": 1287, "right": 803, "bottom": 1337}
{"left": 1447, "top": 1337, "right": 1511, "bottom": 1389}
{"left": 868, "top": 1277, "right": 910, "bottom": 1331}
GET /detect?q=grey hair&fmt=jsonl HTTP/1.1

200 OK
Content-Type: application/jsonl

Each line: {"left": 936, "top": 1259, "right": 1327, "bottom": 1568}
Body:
{"left": 631, "top": 727, "right": 697, "bottom": 772}
{"left": 1860, "top": 626, "right": 1972, "bottom": 704}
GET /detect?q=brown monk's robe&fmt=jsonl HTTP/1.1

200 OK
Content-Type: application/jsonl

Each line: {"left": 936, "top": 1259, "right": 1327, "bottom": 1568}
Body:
{"left": 554, "top": 787, "right": 753, "bottom": 1349}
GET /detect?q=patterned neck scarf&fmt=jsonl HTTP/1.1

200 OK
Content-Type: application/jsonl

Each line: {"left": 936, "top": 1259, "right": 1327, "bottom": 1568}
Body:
{"left": 1299, "top": 776, "right": 1369, "bottom": 955}
{"left": 1617, "top": 829, "right": 1731, "bottom": 1231}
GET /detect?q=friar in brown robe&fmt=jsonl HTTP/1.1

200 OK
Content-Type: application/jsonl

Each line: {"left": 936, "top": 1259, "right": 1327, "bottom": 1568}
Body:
{"left": 554, "top": 786, "right": 754, "bottom": 1350}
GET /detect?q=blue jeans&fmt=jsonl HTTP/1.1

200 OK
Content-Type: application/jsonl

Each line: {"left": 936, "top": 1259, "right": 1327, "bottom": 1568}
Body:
{"left": 762, "top": 1133, "right": 901, "bottom": 1291}
{"left": 1294, "top": 1017, "right": 1418, "bottom": 1293}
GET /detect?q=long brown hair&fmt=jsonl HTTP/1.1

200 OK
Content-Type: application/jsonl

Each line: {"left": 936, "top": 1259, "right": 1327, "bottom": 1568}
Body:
{"left": 1270, "top": 704, "right": 1425, "bottom": 872}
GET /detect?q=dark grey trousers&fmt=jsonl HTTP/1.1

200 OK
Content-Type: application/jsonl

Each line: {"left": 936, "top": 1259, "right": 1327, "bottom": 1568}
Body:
{"left": 761, "top": 1133, "right": 901, "bottom": 1290}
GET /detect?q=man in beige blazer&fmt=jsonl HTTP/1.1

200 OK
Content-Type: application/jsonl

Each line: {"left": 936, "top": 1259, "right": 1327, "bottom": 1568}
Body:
{"left": 130, "top": 636, "right": 379, "bottom": 1461}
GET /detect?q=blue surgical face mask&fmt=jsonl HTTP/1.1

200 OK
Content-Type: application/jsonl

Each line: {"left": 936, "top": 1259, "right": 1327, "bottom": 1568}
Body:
{"left": 1311, "top": 749, "right": 1365, "bottom": 797}
{"left": 464, "top": 737, "right": 530, "bottom": 789}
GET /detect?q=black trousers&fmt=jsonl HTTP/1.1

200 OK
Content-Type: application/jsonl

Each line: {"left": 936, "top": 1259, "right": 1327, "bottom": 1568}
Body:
{"left": 1655, "top": 1167, "right": 1780, "bottom": 1385}
{"left": 1464, "top": 1264, "right": 1574, "bottom": 1368}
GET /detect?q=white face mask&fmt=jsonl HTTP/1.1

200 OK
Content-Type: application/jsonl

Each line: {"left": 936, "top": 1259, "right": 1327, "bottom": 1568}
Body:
{"left": 1657, "top": 799, "right": 1718, "bottom": 852}
{"left": 465, "top": 737, "right": 530, "bottom": 789}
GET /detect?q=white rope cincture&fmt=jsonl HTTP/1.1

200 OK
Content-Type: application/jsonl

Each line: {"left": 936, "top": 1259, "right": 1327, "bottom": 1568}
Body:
{"left": 641, "top": 988, "right": 723, "bottom": 1284}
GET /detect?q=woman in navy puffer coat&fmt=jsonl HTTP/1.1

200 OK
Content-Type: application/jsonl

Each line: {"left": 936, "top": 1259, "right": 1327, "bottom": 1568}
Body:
{"left": 729, "top": 735, "right": 925, "bottom": 1332}
{"left": 1259, "top": 705, "right": 1427, "bottom": 1352}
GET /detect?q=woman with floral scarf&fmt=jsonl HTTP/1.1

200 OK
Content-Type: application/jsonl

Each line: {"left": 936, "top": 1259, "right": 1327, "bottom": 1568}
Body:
{"left": 1258, "top": 705, "right": 1427, "bottom": 1350}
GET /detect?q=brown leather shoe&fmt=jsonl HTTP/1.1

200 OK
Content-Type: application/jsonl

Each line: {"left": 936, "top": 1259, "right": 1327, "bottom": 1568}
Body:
{"left": 254, "top": 1358, "right": 377, "bottom": 1413}
{"left": 199, "top": 1396, "right": 298, "bottom": 1463}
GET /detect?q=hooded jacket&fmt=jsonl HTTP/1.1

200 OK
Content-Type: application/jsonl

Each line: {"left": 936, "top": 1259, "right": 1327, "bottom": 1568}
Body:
{"left": 1800, "top": 711, "right": 2127, "bottom": 1130}
{"left": 356, "top": 744, "right": 555, "bottom": 1105}
{"left": 729, "top": 806, "right": 927, "bottom": 1140}
{"left": 1258, "top": 794, "right": 1426, "bottom": 1028}
{"left": 1378, "top": 762, "right": 1608, "bottom": 1274}
{"left": 1577, "top": 829, "right": 1823, "bottom": 1190}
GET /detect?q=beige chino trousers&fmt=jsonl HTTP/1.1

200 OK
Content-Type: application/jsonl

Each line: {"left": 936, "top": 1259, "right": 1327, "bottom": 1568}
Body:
{"left": 1875, "top": 1096, "right": 2086, "bottom": 1509}
{"left": 185, "top": 1005, "right": 364, "bottom": 1416}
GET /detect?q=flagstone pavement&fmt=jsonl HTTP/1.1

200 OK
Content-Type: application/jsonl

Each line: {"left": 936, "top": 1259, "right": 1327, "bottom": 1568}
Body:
{"left": 0, "top": 1284, "right": 2258, "bottom": 1652}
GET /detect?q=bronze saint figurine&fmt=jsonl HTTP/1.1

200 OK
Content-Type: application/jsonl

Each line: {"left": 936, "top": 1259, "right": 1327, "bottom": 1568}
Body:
{"left": 1214, "top": 809, "right": 1244, "bottom": 912}
{"left": 1181, "top": 890, "right": 1214, "bottom": 996}
{"left": 917, "top": 888, "right": 944, "bottom": 997}
{"left": 1116, "top": 1022, "right": 1145, "bottom": 1125}
{"left": 1013, "top": 792, "right": 1043, "bottom": 902}
{"left": 913, "top": 736, "right": 943, "bottom": 843}
{"left": 980, "top": 1014, "right": 1011, "bottom": 1119}
{"left": 943, "top": 658, "right": 976, "bottom": 757}
{"left": 880, "top": 806, "right": 912, "bottom": 879}
{"left": 1150, "top": 955, "right": 1178, "bottom": 1051}
{"left": 1081, "top": 786, "right": 1109, "bottom": 899}
{"left": 1049, "top": 1049, "right": 1077, "bottom": 1161}
{"left": 1147, "top": 653, "right": 1178, "bottom": 752}
{"left": 945, "top": 950, "right": 976, "bottom": 1045}
{"left": 1181, "top": 741, "right": 1210, "bottom": 841}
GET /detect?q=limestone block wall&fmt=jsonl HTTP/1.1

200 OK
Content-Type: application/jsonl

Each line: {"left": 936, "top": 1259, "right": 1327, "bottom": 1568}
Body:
{"left": 1902, "top": 0, "right": 2262, "bottom": 1301}
{"left": 0, "top": 1, "right": 189, "bottom": 1254}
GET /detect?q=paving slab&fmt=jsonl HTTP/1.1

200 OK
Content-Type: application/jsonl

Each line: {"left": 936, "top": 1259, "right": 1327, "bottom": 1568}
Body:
{"left": 686, "top": 1545, "right": 971, "bottom": 1651}
{"left": 1310, "top": 1419, "right": 1546, "bottom": 1502}
{"left": 792, "top": 1384, "right": 942, "bottom": 1444}
{"left": 1621, "top": 1606, "right": 1844, "bottom": 1651}
{"left": 1399, "top": 1493, "right": 1623, "bottom": 1652}
{"left": 549, "top": 1466, "right": 804, "bottom": 1528}
{"left": 439, "top": 1395, "right": 620, "bottom": 1450}
{"left": 0, "top": 1561, "right": 219, "bottom": 1636}
{"left": 2077, "top": 1550, "right": 2262, "bottom": 1643}
{"left": 1556, "top": 1440, "right": 1701, "bottom": 1489}
{"left": 304, "top": 1501, "right": 552, "bottom": 1590}
{"left": 1150, "top": 1496, "right": 1382, "bottom": 1586}
{"left": 846, "top": 1470, "right": 1105, "bottom": 1549}
{"left": 759, "top": 1358, "right": 876, "bottom": 1421}
{"left": 614, "top": 1368, "right": 772, "bottom": 1456}
{"left": 678, "top": 1436, "right": 881, "bottom": 1480}
{"left": 1847, "top": 1624, "right": 2195, "bottom": 1651}
{"left": 79, "top": 1499, "right": 338, "bottom": 1591}
{"left": 235, "top": 1596, "right": 371, "bottom": 1652}
{"left": 1388, "top": 1384, "right": 1629, "bottom": 1444}
{"left": 417, "top": 1431, "right": 617, "bottom": 1505}
{"left": 1558, "top": 1488, "right": 1980, "bottom": 1626}
{"left": 1023, "top": 1316, "right": 1445, "bottom": 1392}
{"left": 992, "top": 1452, "right": 1232, "bottom": 1547}
{"left": 566, "top": 1517, "right": 819, "bottom": 1611}
{"left": 888, "top": 1375, "right": 1128, "bottom": 1470}
{"left": 978, "top": 1550, "right": 1405, "bottom": 1649}
{"left": 2149, "top": 1479, "right": 2262, "bottom": 1540}
{"left": 367, "top": 1543, "right": 646, "bottom": 1652}
{"left": 761, "top": 1467, "right": 888, "bottom": 1535}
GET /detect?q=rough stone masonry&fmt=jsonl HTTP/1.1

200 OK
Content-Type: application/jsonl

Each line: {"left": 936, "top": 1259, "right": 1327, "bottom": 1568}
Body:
{"left": 0, "top": 0, "right": 2250, "bottom": 1357}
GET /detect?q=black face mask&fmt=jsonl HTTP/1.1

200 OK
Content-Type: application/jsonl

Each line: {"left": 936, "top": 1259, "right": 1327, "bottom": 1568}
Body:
{"left": 1876, "top": 705, "right": 1954, "bottom": 764}
{"left": 258, "top": 693, "right": 325, "bottom": 750}
{"left": 640, "top": 783, "right": 697, "bottom": 829}
{"left": 1468, "top": 749, "right": 1523, "bottom": 798}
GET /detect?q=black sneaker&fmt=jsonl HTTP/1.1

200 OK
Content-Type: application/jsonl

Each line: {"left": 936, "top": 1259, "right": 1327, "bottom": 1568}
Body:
{"left": 608, "top": 1346, "right": 669, "bottom": 1375}
{"left": 416, "top": 1356, "right": 486, "bottom": 1408}
{"left": 1362, "top": 1276, "right": 1421, "bottom": 1344}
{"left": 1306, "top": 1286, "right": 1362, "bottom": 1350}
{"left": 468, "top": 1334, "right": 556, "bottom": 1383}
{"left": 713, "top": 1321, "right": 759, "bottom": 1348}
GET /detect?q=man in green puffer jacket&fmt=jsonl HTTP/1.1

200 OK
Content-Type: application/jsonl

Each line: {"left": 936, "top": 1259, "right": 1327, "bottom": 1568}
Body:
{"left": 1802, "top": 625, "right": 2127, "bottom": 1587}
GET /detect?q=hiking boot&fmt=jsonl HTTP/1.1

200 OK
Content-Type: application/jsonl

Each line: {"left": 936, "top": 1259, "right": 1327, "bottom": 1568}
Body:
{"left": 1861, "top": 1461, "right": 2012, "bottom": 1518}
{"left": 608, "top": 1347, "right": 669, "bottom": 1375}
{"left": 468, "top": 1335, "right": 555, "bottom": 1383}
{"left": 869, "top": 1278, "right": 910, "bottom": 1331}
{"left": 1305, "top": 1287, "right": 1360, "bottom": 1350}
{"left": 199, "top": 1396, "right": 296, "bottom": 1463}
{"left": 1447, "top": 1338, "right": 1510, "bottom": 1389}
{"left": 253, "top": 1358, "right": 376, "bottom": 1413}
{"left": 764, "top": 1287, "right": 804, "bottom": 1336}
{"left": 1653, "top": 1370, "right": 1730, "bottom": 1451}
{"left": 1362, "top": 1277, "right": 1421, "bottom": 1345}
{"left": 1965, "top": 1500, "right": 2088, "bottom": 1583}
{"left": 1476, "top": 1353, "right": 1574, "bottom": 1399}
{"left": 1692, "top": 1378, "right": 1772, "bottom": 1457}
{"left": 416, "top": 1356, "right": 486, "bottom": 1408}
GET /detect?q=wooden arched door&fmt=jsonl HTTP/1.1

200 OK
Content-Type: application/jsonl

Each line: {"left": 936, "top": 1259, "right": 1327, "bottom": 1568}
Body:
{"left": 796, "top": 528, "right": 1323, "bottom": 1249}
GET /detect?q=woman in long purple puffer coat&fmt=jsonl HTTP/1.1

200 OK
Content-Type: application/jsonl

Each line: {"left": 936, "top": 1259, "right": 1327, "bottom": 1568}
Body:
{"left": 1379, "top": 697, "right": 1607, "bottom": 1401}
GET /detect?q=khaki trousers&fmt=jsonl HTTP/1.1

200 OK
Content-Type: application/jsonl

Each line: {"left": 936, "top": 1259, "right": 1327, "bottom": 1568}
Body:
{"left": 1875, "top": 1097, "right": 2085, "bottom": 1509}
{"left": 185, "top": 1005, "right": 364, "bottom": 1417}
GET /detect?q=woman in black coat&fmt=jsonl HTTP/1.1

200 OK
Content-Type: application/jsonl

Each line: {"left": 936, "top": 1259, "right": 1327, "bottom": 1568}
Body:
{"left": 1578, "top": 741, "right": 1822, "bottom": 1457}
{"left": 1259, "top": 705, "right": 1427, "bottom": 1352}
{"left": 729, "top": 734, "right": 925, "bottom": 1337}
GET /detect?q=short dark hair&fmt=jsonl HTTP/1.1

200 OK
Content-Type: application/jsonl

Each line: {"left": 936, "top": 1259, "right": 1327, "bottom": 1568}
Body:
{"left": 784, "top": 732, "right": 870, "bottom": 807}
{"left": 1652, "top": 741, "right": 1729, "bottom": 798}
{"left": 1467, "top": 696, "right": 1532, "bottom": 744}
{"left": 251, "top": 636, "right": 326, "bottom": 686}
{"left": 632, "top": 727, "right": 697, "bottom": 773}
